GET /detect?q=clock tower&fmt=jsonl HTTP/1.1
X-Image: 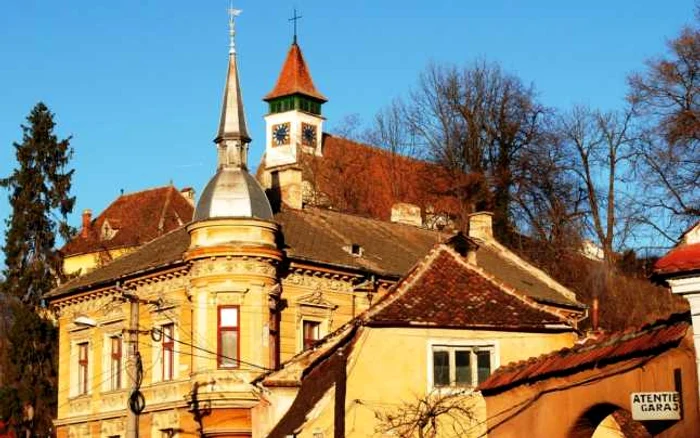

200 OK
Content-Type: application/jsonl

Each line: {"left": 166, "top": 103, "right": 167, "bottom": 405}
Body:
{"left": 261, "top": 41, "right": 326, "bottom": 209}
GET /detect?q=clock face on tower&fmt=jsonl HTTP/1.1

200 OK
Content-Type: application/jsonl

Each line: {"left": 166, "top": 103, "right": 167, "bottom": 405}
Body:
{"left": 301, "top": 123, "right": 317, "bottom": 146}
{"left": 272, "top": 123, "right": 290, "bottom": 146}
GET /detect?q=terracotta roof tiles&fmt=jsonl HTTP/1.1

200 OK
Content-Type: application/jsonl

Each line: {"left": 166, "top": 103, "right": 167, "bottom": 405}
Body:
{"left": 478, "top": 313, "right": 690, "bottom": 394}
{"left": 366, "top": 247, "right": 570, "bottom": 329}
{"left": 61, "top": 186, "right": 193, "bottom": 257}
{"left": 654, "top": 242, "right": 700, "bottom": 275}
{"left": 307, "top": 134, "right": 470, "bottom": 222}
{"left": 49, "top": 206, "right": 582, "bottom": 312}
{"left": 264, "top": 43, "right": 326, "bottom": 102}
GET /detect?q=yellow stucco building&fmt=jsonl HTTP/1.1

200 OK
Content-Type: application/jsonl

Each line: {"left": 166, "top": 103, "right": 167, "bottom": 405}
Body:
{"left": 46, "top": 12, "right": 586, "bottom": 438}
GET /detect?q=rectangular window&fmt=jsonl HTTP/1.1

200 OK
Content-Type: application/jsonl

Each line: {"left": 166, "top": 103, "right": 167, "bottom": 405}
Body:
{"left": 110, "top": 336, "right": 121, "bottom": 390}
{"left": 431, "top": 346, "right": 494, "bottom": 389}
{"left": 218, "top": 306, "right": 239, "bottom": 368}
{"left": 162, "top": 323, "right": 174, "bottom": 381}
{"left": 302, "top": 320, "right": 321, "bottom": 350}
{"left": 78, "top": 342, "right": 89, "bottom": 395}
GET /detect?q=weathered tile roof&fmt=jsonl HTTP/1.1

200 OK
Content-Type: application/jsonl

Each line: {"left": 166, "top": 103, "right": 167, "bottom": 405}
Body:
{"left": 48, "top": 206, "right": 583, "bottom": 312}
{"left": 259, "top": 244, "right": 574, "bottom": 388}
{"left": 61, "top": 186, "right": 193, "bottom": 257}
{"left": 478, "top": 312, "right": 690, "bottom": 394}
{"left": 366, "top": 246, "right": 570, "bottom": 329}
{"left": 307, "top": 134, "right": 472, "bottom": 222}
{"left": 48, "top": 227, "right": 191, "bottom": 298}
{"left": 264, "top": 42, "right": 326, "bottom": 102}
{"left": 275, "top": 207, "right": 447, "bottom": 276}
{"left": 654, "top": 242, "right": 700, "bottom": 276}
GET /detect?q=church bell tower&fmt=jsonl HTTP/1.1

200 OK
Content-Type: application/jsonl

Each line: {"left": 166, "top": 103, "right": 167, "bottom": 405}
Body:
{"left": 261, "top": 25, "right": 326, "bottom": 210}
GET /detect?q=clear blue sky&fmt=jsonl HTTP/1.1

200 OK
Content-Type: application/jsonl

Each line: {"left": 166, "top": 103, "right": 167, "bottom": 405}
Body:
{"left": 0, "top": 0, "right": 694, "bottom": 264}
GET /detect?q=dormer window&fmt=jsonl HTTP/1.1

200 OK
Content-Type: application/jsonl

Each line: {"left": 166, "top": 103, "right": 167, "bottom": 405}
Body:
{"left": 101, "top": 220, "right": 118, "bottom": 240}
{"left": 344, "top": 243, "right": 363, "bottom": 257}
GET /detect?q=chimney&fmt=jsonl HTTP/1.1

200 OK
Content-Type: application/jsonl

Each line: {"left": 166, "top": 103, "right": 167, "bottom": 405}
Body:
{"left": 81, "top": 209, "right": 92, "bottom": 238}
{"left": 270, "top": 169, "right": 303, "bottom": 210}
{"left": 591, "top": 296, "right": 600, "bottom": 332}
{"left": 468, "top": 212, "right": 493, "bottom": 240}
{"left": 391, "top": 203, "right": 422, "bottom": 227}
{"left": 180, "top": 187, "right": 196, "bottom": 206}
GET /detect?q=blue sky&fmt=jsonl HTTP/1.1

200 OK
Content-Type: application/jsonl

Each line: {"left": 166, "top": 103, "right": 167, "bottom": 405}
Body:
{"left": 0, "top": 0, "right": 694, "bottom": 262}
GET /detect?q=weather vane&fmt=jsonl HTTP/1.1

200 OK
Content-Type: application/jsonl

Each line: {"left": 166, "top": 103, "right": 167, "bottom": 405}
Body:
{"left": 289, "top": 8, "right": 302, "bottom": 44}
{"left": 228, "top": 1, "right": 242, "bottom": 54}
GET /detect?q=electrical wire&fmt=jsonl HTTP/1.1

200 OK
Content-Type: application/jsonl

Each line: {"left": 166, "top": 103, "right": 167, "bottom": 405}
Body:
{"left": 143, "top": 324, "right": 272, "bottom": 371}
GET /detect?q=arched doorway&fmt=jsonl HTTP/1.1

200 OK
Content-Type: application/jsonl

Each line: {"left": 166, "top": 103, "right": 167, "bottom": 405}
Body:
{"left": 568, "top": 404, "right": 651, "bottom": 438}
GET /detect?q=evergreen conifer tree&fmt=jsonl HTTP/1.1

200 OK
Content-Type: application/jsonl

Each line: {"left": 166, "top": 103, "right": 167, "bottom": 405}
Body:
{"left": 0, "top": 102, "right": 76, "bottom": 437}
{"left": 1, "top": 102, "right": 75, "bottom": 305}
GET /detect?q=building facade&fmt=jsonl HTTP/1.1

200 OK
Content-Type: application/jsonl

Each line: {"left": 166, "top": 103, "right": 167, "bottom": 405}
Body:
{"left": 47, "top": 13, "right": 587, "bottom": 438}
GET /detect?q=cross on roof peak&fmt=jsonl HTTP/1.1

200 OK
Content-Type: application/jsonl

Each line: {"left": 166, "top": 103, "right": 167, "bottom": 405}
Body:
{"left": 289, "top": 8, "right": 302, "bottom": 44}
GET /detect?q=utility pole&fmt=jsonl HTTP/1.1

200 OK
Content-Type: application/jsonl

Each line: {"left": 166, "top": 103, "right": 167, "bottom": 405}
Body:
{"left": 126, "top": 295, "right": 139, "bottom": 438}
{"left": 119, "top": 289, "right": 161, "bottom": 438}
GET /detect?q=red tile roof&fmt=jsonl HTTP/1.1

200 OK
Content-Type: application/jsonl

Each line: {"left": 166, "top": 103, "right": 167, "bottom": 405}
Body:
{"left": 61, "top": 186, "right": 194, "bottom": 257}
{"left": 366, "top": 246, "right": 571, "bottom": 329}
{"left": 654, "top": 242, "right": 700, "bottom": 276}
{"left": 258, "top": 244, "right": 575, "bottom": 390}
{"left": 264, "top": 42, "right": 326, "bottom": 102}
{"left": 478, "top": 313, "right": 690, "bottom": 394}
{"left": 307, "top": 134, "right": 479, "bottom": 222}
{"left": 48, "top": 207, "right": 582, "bottom": 312}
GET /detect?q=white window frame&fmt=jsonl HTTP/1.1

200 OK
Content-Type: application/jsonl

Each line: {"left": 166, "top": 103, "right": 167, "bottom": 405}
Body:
{"left": 426, "top": 339, "right": 499, "bottom": 393}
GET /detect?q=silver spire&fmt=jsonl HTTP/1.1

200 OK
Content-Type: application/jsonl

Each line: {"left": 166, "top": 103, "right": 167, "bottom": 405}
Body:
{"left": 216, "top": 3, "right": 250, "bottom": 169}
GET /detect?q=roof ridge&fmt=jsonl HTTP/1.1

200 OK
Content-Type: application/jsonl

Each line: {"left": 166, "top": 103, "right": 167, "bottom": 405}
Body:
{"left": 300, "top": 206, "right": 448, "bottom": 237}
{"left": 157, "top": 185, "right": 175, "bottom": 235}
{"left": 476, "top": 238, "right": 579, "bottom": 303}
{"left": 52, "top": 225, "right": 189, "bottom": 295}
{"left": 488, "top": 312, "right": 690, "bottom": 373}
{"left": 443, "top": 245, "right": 573, "bottom": 325}
{"left": 116, "top": 184, "right": 177, "bottom": 199}
{"left": 362, "top": 245, "right": 447, "bottom": 322}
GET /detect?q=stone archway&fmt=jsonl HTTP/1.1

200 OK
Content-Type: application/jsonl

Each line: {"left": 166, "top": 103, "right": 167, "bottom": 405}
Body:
{"left": 568, "top": 404, "right": 651, "bottom": 438}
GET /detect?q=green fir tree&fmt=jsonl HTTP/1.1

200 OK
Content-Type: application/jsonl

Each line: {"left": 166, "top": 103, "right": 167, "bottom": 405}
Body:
{"left": 0, "top": 102, "right": 76, "bottom": 437}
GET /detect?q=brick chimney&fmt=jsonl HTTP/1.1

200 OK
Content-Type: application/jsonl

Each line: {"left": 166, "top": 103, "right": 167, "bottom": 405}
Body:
{"left": 391, "top": 203, "right": 422, "bottom": 227}
{"left": 81, "top": 209, "right": 92, "bottom": 238}
{"left": 468, "top": 211, "right": 493, "bottom": 240}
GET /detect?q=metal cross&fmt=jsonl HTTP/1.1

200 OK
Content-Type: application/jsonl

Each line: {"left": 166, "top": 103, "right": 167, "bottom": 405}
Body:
{"left": 289, "top": 8, "right": 302, "bottom": 44}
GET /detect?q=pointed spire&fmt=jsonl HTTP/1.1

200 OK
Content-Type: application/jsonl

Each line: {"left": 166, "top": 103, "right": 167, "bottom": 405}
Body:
{"left": 264, "top": 42, "right": 327, "bottom": 102}
{"left": 216, "top": 6, "right": 251, "bottom": 169}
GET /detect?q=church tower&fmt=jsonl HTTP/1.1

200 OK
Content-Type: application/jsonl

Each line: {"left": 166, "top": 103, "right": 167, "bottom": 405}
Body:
{"left": 261, "top": 36, "right": 326, "bottom": 209}
{"left": 184, "top": 9, "right": 283, "bottom": 436}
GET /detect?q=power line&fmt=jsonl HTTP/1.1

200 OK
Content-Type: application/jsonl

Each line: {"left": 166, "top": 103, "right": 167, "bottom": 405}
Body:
{"left": 143, "top": 324, "right": 271, "bottom": 372}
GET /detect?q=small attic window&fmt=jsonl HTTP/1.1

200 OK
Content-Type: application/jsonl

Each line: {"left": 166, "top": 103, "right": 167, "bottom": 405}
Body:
{"left": 344, "top": 243, "right": 363, "bottom": 257}
{"left": 101, "top": 220, "right": 118, "bottom": 241}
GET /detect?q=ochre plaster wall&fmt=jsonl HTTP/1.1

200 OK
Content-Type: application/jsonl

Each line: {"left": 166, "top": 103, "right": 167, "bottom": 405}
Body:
{"left": 63, "top": 248, "right": 137, "bottom": 276}
{"left": 291, "top": 326, "right": 577, "bottom": 438}
{"left": 483, "top": 334, "right": 700, "bottom": 438}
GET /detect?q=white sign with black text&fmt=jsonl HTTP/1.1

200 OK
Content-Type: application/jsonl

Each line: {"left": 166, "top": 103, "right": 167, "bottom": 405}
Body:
{"left": 630, "top": 392, "right": 681, "bottom": 421}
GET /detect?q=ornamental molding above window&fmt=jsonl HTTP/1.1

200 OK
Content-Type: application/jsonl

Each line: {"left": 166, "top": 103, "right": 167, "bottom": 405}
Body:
{"left": 295, "top": 288, "right": 338, "bottom": 310}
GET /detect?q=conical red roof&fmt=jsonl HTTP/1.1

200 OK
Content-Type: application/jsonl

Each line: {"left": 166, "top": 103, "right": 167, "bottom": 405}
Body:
{"left": 264, "top": 42, "right": 326, "bottom": 102}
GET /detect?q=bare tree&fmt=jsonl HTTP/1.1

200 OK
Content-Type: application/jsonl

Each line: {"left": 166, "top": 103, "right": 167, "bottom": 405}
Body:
{"left": 557, "top": 105, "right": 640, "bottom": 267}
{"left": 629, "top": 21, "right": 700, "bottom": 233}
{"left": 373, "top": 390, "right": 478, "bottom": 438}
{"left": 405, "top": 61, "right": 545, "bottom": 238}
{"left": 512, "top": 127, "right": 586, "bottom": 251}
